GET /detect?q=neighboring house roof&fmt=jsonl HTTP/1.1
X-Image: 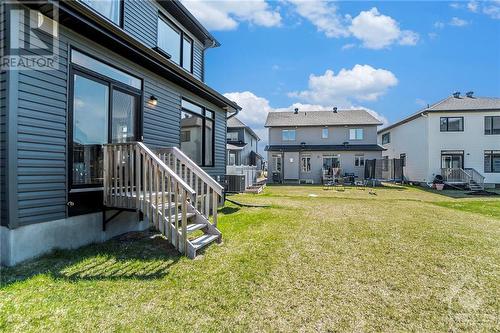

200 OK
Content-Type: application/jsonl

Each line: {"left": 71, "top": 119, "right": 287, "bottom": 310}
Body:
{"left": 265, "top": 110, "right": 383, "bottom": 127}
{"left": 227, "top": 117, "right": 260, "bottom": 140}
{"left": 264, "top": 144, "right": 385, "bottom": 152}
{"left": 227, "top": 144, "right": 244, "bottom": 151}
{"left": 379, "top": 95, "right": 500, "bottom": 133}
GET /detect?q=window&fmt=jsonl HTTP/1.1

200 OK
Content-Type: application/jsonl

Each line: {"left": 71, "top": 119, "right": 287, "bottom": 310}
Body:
{"left": 71, "top": 50, "right": 141, "bottom": 89}
{"left": 228, "top": 152, "right": 236, "bottom": 166}
{"left": 272, "top": 154, "right": 282, "bottom": 172}
{"left": 227, "top": 131, "right": 239, "bottom": 141}
{"left": 441, "top": 151, "right": 464, "bottom": 169}
{"left": 282, "top": 129, "right": 296, "bottom": 141}
{"left": 180, "top": 98, "right": 214, "bottom": 166}
{"left": 382, "top": 132, "right": 390, "bottom": 144}
{"left": 301, "top": 155, "right": 311, "bottom": 172}
{"left": 400, "top": 153, "right": 406, "bottom": 167}
{"left": 485, "top": 116, "right": 500, "bottom": 135}
{"left": 354, "top": 154, "right": 364, "bottom": 167}
{"left": 322, "top": 154, "right": 340, "bottom": 172}
{"left": 181, "top": 130, "right": 190, "bottom": 142}
{"left": 157, "top": 15, "right": 193, "bottom": 72}
{"left": 349, "top": 128, "right": 364, "bottom": 140}
{"left": 440, "top": 117, "right": 464, "bottom": 132}
{"left": 484, "top": 150, "right": 500, "bottom": 173}
{"left": 182, "top": 36, "right": 193, "bottom": 72}
{"left": 80, "top": 0, "right": 121, "bottom": 25}
{"left": 322, "top": 128, "right": 329, "bottom": 139}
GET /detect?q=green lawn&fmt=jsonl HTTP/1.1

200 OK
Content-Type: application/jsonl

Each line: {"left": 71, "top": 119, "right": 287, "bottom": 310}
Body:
{"left": 1, "top": 185, "right": 499, "bottom": 332}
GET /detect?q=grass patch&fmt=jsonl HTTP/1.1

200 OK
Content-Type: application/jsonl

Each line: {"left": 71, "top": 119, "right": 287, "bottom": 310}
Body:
{"left": 1, "top": 185, "right": 499, "bottom": 332}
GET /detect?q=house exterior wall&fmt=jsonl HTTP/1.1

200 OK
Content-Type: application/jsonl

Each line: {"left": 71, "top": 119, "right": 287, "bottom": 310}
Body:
{"left": 0, "top": 2, "right": 7, "bottom": 227}
{"left": 267, "top": 150, "right": 382, "bottom": 184}
{"left": 379, "top": 115, "right": 429, "bottom": 183}
{"left": 269, "top": 125, "right": 378, "bottom": 146}
{"left": 6, "top": 4, "right": 227, "bottom": 229}
{"left": 123, "top": 0, "right": 205, "bottom": 82}
{"left": 427, "top": 111, "right": 500, "bottom": 186}
{"left": 379, "top": 110, "right": 500, "bottom": 186}
{"left": 227, "top": 127, "right": 259, "bottom": 166}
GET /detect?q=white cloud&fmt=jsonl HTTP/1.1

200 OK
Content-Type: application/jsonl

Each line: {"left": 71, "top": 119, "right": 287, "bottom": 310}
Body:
{"left": 434, "top": 21, "right": 445, "bottom": 29}
{"left": 483, "top": 0, "right": 500, "bottom": 19}
{"left": 341, "top": 43, "right": 356, "bottom": 51}
{"left": 288, "top": 64, "right": 398, "bottom": 105}
{"left": 467, "top": 1, "right": 479, "bottom": 13}
{"left": 224, "top": 91, "right": 388, "bottom": 147}
{"left": 181, "top": 0, "right": 281, "bottom": 31}
{"left": 449, "top": 17, "right": 469, "bottom": 26}
{"left": 287, "top": 3, "right": 418, "bottom": 49}
{"left": 285, "top": 0, "right": 350, "bottom": 38}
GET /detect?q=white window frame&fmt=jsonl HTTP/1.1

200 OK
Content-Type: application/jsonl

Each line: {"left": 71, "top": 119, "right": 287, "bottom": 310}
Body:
{"left": 354, "top": 154, "right": 365, "bottom": 167}
{"left": 322, "top": 127, "right": 329, "bottom": 139}
{"left": 282, "top": 129, "right": 296, "bottom": 141}
{"left": 301, "top": 155, "right": 311, "bottom": 173}
{"left": 349, "top": 128, "right": 364, "bottom": 140}
{"left": 272, "top": 154, "right": 282, "bottom": 172}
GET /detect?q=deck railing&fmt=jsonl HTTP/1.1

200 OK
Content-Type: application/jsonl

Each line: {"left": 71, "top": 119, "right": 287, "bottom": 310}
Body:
{"left": 226, "top": 165, "right": 257, "bottom": 189}
{"left": 441, "top": 168, "right": 471, "bottom": 183}
{"left": 157, "top": 147, "right": 223, "bottom": 226}
{"left": 465, "top": 168, "right": 485, "bottom": 189}
{"left": 103, "top": 142, "right": 196, "bottom": 255}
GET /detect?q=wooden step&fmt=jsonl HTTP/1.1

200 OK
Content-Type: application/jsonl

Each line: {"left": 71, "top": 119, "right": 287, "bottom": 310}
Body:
{"left": 167, "top": 212, "right": 196, "bottom": 222}
{"left": 190, "top": 234, "right": 219, "bottom": 251}
{"left": 185, "top": 223, "right": 207, "bottom": 234}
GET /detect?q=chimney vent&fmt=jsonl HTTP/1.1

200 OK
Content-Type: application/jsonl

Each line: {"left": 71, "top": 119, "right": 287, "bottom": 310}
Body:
{"left": 466, "top": 91, "right": 474, "bottom": 98}
{"left": 294, "top": 108, "right": 299, "bottom": 114}
{"left": 333, "top": 107, "right": 338, "bottom": 113}
{"left": 452, "top": 91, "right": 460, "bottom": 98}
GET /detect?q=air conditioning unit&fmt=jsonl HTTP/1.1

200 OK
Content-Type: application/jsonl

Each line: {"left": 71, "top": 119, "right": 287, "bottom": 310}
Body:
{"left": 299, "top": 179, "right": 314, "bottom": 184}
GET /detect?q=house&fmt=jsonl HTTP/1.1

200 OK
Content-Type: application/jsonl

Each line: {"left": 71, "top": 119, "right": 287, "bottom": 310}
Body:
{"left": 377, "top": 93, "right": 500, "bottom": 189}
{"left": 226, "top": 116, "right": 262, "bottom": 168}
{"left": 0, "top": 0, "right": 240, "bottom": 265}
{"left": 265, "top": 108, "right": 384, "bottom": 184}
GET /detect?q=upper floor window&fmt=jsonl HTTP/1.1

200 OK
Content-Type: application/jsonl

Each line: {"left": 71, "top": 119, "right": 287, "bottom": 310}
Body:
{"left": 349, "top": 128, "right": 363, "bottom": 140}
{"left": 440, "top": 117, "right": 464, "bottom": 132}
{"left": 282, "top": 129, "right": 296, "bottom": 141}
{"left": 382, "top": 132, "right": 390, "bottom": 144}
{"left": 322, "top": 128, "right": 328, "bottom": 139}
{"left": 485, "top": 116, "right": 500, "bottom": 135}
{"left": 80, "top": 0, "right": 122, "bottom": 26}
{"left": 227, "top": 131, "right": 239, "bottom": 141}
{"left": 157, "top": 15, "right": 193, "bottom": 72}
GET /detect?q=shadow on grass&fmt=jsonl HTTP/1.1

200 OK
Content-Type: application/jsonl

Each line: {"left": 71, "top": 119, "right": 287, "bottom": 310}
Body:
{"left": 219, "top": 206, "right": 240, "bottom": 215}
{"left": 415, "top": 185, "right": 497, "bottom": 199}
{"left": 1, "top": 231, "right": 181, "bottom": 287}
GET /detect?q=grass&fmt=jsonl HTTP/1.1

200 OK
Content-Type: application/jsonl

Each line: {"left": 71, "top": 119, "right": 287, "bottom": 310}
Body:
{"left": 1, "top": 184, "right": 499, "bottom": 332}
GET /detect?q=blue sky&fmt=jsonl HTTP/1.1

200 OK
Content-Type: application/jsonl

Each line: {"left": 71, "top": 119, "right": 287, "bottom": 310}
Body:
{"left": 182, "top": 0, "right": 500, "bottom": 146}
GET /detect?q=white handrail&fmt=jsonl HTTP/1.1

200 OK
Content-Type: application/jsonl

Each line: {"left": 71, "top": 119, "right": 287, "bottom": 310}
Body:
{"left": 157, "top": 147, "right": 224, "bottom": 196}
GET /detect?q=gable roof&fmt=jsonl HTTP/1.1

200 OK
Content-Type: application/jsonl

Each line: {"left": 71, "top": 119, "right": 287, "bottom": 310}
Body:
{"left": 379, "top": 95, "right": 500, "bottom": 133}
{"left": 265, "top": 110, "right": 383, "bottom": 127}
{"left": 227, "top": 117, "right": 260, "bottom": 140}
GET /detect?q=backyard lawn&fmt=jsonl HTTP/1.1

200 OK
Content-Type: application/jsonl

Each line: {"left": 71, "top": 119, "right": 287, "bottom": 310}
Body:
{"left": 1, "top": 185, "right": 499, "bottom": 332}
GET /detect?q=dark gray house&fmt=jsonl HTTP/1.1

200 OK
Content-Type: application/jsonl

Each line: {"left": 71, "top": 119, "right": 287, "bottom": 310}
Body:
{"left": 226, "top": 116, "right": 261, "bottom": 167}
{"left": 0, "top": 0, "right": 240, "bottom": 265}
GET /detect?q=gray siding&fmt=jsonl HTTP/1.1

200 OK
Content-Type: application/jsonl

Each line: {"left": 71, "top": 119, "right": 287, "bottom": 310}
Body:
{"left": 123, "top": 0, "right": 205, "bottom": 82}
{"left": 0, "top": 2, "right": 6, "bottom": 226}
{"left": 9, "top": 9, "right": 225, "bottom": 227}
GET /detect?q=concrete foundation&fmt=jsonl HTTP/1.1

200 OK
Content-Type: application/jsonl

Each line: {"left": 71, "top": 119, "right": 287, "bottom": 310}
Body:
{"left": 0, "top": 211, "right": 149, "bottom": 266}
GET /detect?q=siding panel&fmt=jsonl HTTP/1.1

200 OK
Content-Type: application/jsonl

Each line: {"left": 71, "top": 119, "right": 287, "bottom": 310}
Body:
{"left": 0, "top": 3, "right": 7, "bottom": 226}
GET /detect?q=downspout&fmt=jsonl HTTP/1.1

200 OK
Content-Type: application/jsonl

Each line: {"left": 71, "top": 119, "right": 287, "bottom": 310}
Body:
{"left": 226, "top": 107, "right": 239, "bottom": 120}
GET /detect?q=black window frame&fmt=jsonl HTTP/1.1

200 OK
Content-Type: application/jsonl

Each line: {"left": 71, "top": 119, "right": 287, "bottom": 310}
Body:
{"left": 79, "top": 0, "right": 124, "bottom": 28}
{"left": 156, "top": 13, "right": 194, "bottom": 74}
{"left": 440, "top": 117, "right": 464, "bottom": 132}
{"left": 180, "top": 98, "right": 215, "bottom": 167}
{"left": 382, "top": 132, "right": 390, "bottom": 144}
{"left": 485, "top": 116, "right": 500, "bottom": 135}
{"left": 484, "top": 150, "right": 500, "bottom": 173}
{"left": 68, "top": 48, "right": 144, "bottom": 191}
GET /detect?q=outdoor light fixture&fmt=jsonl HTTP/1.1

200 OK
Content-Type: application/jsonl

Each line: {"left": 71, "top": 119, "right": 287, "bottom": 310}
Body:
{"left": 149, "top": 95, "right": 158, "bottom": 106}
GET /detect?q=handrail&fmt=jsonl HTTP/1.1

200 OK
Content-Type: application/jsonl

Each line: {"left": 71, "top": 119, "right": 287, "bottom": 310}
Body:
{"left": 465, "top": 168, "right": 485, "bottom": 188}
{"left": 137, "top": 143, "right": 196, "bottom": 196}
{"left": 441, "top": 168, "right": 471, "bottom": 183}
{"left": 157, "top": 147, "right": 223, "bottom": 196}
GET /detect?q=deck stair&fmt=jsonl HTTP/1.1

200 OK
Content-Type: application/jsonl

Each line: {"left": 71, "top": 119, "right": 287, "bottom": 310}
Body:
{"left": 441, "top": 167, "right": 485, "bottom": 191}
{"left": 103, "top": 142, "right": 224, "bottom": 258}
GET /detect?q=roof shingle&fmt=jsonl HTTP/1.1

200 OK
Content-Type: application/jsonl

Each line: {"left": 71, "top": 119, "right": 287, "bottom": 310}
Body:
{"left": 265, "top": 110, "right": 383, "bottom": 127}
